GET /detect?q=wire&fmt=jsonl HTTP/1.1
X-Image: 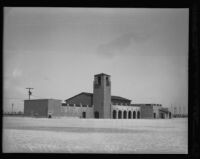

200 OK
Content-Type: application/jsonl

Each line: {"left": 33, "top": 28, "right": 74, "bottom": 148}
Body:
{"left": 3, "top": 97, "right": 24, "bottom": 99}
{"left": 3, "top": 94, "right": 49, "bottom": 101}
{"left": 31, "top": 94, "right": 49, "bottom": 99}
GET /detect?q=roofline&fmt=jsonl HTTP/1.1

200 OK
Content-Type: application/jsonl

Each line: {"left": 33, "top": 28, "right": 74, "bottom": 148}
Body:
{"left": 24, "top": 99, "right": 62, "bottom": 101}
{"left": 65, "top": 92, "right": 132, "bottom": 102}
{"left": 159, "top": 109, "right": 169, "bottom": 113}
{"left": 111, "top": 96, "right": 131, "bottom": 101}
{"left": 65, "top": 92, "right": 92, "bottom": 101}
{"left": 94, "top": 73, "right": 110, "bottom": 77}
{"left": 131, "top": 103, "right": 162, "bottom": 105}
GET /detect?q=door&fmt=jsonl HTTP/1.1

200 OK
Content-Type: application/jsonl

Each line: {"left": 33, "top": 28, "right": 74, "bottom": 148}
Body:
{"left": 154, "top": 113, "right": 156, "bottom": 118}
{"left": 94, "top": 111, "right": 99, "bottom": 118}
{"left": 82, "top": 112, "right": 86, "bottom": 118}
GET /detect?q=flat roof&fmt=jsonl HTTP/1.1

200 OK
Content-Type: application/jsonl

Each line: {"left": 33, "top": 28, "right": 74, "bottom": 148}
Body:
{"left": 24, "top": 99, "right": 61, "bottom": 101}
{"left": 65, "top": 92, "right": 131, "bottom": 102}
{"left": 131, "top": 103, "right": 162, "bottom": 106}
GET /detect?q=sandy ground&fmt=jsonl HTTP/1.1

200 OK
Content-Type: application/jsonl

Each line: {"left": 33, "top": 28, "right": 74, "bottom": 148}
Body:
{"left": 3, "top": 117, "right": 188, "bottom": 153}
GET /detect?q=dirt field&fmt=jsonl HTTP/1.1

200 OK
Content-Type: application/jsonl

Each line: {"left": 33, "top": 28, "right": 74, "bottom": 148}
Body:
{"left": 3, "top": 117, "right": 188, "bottom": 153}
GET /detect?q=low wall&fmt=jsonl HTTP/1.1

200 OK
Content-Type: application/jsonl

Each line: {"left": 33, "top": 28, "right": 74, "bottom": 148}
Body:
{"left": 61, "top": 104, "right": 94, "bottom": 118}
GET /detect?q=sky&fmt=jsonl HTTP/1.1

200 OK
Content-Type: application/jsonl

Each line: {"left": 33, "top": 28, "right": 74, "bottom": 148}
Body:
{"left": 3, "top": 7, "right": 188, "bottom": 113}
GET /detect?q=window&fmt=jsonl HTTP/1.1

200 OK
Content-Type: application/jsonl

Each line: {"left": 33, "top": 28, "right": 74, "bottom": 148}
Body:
{"left": 106, "top": 76, "right": 110, "bottom": 86}
{"left": 98, "top": 76, "right": 101, "bottom": 85}
{"left": 94, "top": 111, "right": 99, "bottom": 118}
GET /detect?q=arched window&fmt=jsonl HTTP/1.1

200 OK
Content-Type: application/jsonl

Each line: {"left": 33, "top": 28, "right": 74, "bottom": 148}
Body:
{"left": 118, "top": 110, "right": 122, "bottom": 119}
{"left": 128, "top": 111, "right": 132, "bottom": 119}
{"left": 137, "top": 111, "right": 140, "bottom": 119}
{"left": 133, "top": 111, "right": 136, "bottom": 119}
{"left": 113, "top": 110, "right": 117, "bottom": 119}
{"left": 123, "top": 111, "right": 127, "bottom": 119}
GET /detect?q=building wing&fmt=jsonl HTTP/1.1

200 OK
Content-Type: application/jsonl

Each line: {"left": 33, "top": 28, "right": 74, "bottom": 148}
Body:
{"left": 65, "top": 92, "right": 131, "bottom": 106}
{"left": 65, "top": 92, "right": 93, "bottom": 106}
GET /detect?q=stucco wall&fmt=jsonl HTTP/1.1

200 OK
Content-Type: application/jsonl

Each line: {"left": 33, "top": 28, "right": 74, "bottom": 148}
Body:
{"left": 61, "top": 105, "right": 94, "bottom": 118}
{"left": 48, "top": 99, "right": 62, "bottom": 117}
{"left": 140, "top": 105, "right": 153, "bottom": 119}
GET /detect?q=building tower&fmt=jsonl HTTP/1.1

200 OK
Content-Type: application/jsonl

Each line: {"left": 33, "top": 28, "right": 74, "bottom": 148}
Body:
{"left": 93, "top": 73, "right": 111, "bottom": 118}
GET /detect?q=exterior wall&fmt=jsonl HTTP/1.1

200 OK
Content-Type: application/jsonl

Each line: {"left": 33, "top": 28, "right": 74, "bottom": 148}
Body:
{"left": 153, "top": 106, "right": 160, "bottom": 118}
{"left": 159, "top": 110, "right": 170, "bottom": 119}
{"left": 65, "top": 94, "right": 92, "bottom": 105}
{"left": 24, "top": 99, "right": 48, "bottom": 117}
{"left": 153, "top": 106, "right": 170, "bottom": 119}
{"left": 48, "top": 99, "right": 62, "bottom": 117}
{"left": 111, "top": 105, "right": 140, "bottom": 119}
{"left": 140, "top": 105, "right": 153, "bottom": 119}
{"left": 93, "top": 74, "right": 111, "bottom": 118}
{"left": 61, "top": 105, "right": 94, "bottom": 118}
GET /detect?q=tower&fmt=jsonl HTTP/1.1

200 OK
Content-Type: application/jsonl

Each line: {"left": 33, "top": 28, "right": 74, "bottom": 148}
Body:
{"left": 93, "top": 73, "right": 111, "bottom": 118}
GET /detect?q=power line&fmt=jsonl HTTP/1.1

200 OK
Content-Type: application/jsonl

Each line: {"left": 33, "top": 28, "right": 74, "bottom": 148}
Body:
{"left": 4, "top": 97, "right": 25, "bottom": 99}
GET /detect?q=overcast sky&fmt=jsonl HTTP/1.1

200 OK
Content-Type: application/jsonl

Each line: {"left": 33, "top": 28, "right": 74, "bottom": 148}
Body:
{"left": 3, "top": 7, "right": 188, "bottom": 113}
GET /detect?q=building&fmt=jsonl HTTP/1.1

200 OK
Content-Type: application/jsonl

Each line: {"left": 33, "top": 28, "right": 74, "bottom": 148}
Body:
{"left": 24, "top": 73, "right": 171, "bottom": 119}
{"left": 24, "top": 99, "right": 62, "bottom": 118}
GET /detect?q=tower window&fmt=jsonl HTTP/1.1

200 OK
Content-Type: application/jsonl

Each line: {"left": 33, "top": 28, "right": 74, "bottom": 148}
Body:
{"left": 98, "top": 76, "right": 101, "bottom": 85}
{"left": 106, "top": 76, "right": 110, "bottom": 86}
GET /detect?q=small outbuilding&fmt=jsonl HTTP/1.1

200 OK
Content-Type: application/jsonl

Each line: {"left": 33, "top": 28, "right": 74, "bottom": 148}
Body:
{"left": 24, "top": 99, "right": 62, "bottom": 118}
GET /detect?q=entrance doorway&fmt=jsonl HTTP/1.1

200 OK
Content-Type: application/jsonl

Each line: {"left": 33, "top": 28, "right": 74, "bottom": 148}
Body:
{"left": 128, "top": 111, "right": 131, "bottom": 119}
{"left": 123, "top": 111, "right": 127, "bottom": 119}
{"left": 133, "top": 111, "right": 136, "bottom": 119}
{"left": 169, "top": 112, "right": 171, "bottom": 118}
{"left": 137, "top": 111, "right": 140, "bottom": 118}
{"left": 94, "top": 111, "right": 99, "bottom": 118}
{"left": 154, "top": 113, "right": 156, "bottom": 118}
{"left": 82, "top": 112, "right": 86, "bottom": 118}
{"left": 160, "top": 113, "right": 164, "bottom": 119}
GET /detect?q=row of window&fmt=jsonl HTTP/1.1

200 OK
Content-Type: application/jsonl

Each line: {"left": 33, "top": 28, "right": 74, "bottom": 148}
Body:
{"left": 94, "top": 76, "right": 110, "bottom": 86}
{"left": 112, "top": 110, "right": 140, "bottom": 119}
{"left": 112, "top": 103, "right": 130, "bottom": 106}
{"left": 62, "top": 104, "right": 93, "bottom": 107}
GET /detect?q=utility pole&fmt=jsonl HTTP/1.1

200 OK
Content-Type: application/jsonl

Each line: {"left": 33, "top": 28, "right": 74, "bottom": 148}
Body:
{"left": 26, "top": 88, "right": 34, "bottom": 100}
{"left": 174, "top": 106, "right": 177, "bottom": 117}
{"left": 12, "top": 103, "right": 14, "bottom": 114}
{"left": 171, "top": 104, "right": 172, "bottom": 114}
{"left": 179, "top": 106, "right": 182, "bottom": 116}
